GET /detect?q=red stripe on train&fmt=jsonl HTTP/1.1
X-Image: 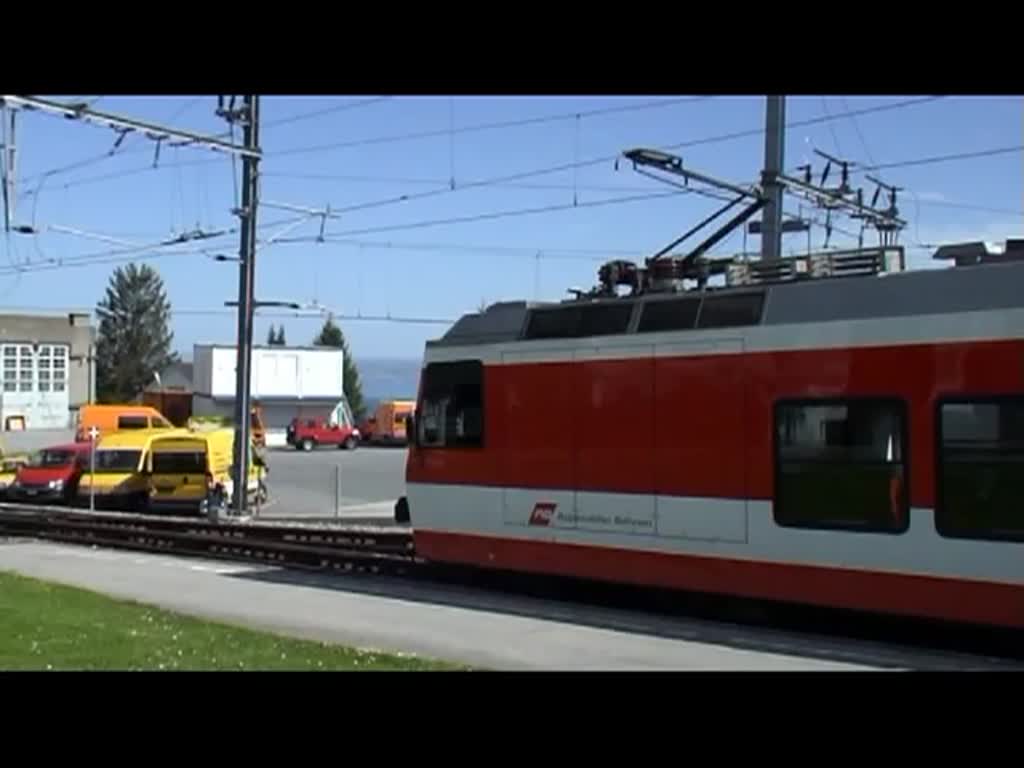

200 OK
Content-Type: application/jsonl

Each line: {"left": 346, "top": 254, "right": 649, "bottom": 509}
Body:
{"left": 407, "top": 339, "right": 1024, "bottom": 509}
{"left": 414, "top": 529, "right": 1024, "bottom": 629}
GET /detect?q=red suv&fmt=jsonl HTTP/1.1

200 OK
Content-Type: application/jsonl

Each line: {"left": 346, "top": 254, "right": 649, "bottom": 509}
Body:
{"left": 286, "top": 418, "right": 361, "bottom": 451}
{"left": 10, "top": 442, "right": 92, "bottom": 505}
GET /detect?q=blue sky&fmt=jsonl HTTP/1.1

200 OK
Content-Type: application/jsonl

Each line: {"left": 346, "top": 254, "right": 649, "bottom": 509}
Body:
{"left": 2, "top": 95, "right": 1021, "bottom": 362}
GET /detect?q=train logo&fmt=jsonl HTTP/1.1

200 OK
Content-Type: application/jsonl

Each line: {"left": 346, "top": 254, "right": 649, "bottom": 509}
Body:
{"left": 528, "top": 502, "right": 558, "bottom": 527}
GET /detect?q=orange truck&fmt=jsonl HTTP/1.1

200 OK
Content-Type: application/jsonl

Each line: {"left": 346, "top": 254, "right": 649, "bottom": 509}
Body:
{"left": 369, "top": 400, "right": 415, "bottom": 445}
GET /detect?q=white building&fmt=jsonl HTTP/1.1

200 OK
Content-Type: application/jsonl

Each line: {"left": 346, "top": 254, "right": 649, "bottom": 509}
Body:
{"left": 191, "top": 344, "right": 347, "bottom": 441}
{"left": 0, "top": 309, "right": 95, "bottom": 431}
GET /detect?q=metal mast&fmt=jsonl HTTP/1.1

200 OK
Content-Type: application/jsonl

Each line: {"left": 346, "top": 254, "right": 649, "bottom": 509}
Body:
{"left": 760, "top": 95, "right": 786, "bottom": 262}
{"left": 222, "top": 95, "right": 261, "bottom": 518}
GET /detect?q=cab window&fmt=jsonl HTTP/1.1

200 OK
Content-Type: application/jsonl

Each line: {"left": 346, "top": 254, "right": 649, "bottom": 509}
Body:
{"left": 418, "top": 360, "right": 484, "bottom": 448}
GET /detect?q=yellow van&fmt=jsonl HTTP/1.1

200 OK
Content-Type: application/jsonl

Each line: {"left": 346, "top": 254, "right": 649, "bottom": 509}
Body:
{"left": 77, "top": 428, "right": 187, "bottom": 511}
{"left": 148, "top": 428, "right": 265, "bottom": 515}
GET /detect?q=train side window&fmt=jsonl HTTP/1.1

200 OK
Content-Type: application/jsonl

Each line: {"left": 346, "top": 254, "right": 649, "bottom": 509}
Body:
{"left": 576, "top": 303, "right": 633, "bottom": 337}
{"left": 524, "top": 307, "right": 579, "bottom": 339}
{"left": 417, "top": 360, "right": 484, "bottom": 449}
{"left": 936, "top": 397, "right": 1024, "bottom": 542}
{"left": 523, "top": 303, "right": 632, "bottom": 340}
{"left": 636, "top": 297, "right": 701, "bottom": 333}
{"left": 696, "top": 292, "right": 765, "bottom": 329}
{"left": 773, "top": 399, "right": 908, "bottom": 534}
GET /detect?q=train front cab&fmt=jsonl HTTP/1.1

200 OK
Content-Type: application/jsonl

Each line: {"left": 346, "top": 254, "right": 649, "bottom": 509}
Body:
{"left": 400, "top": 358, "right": 485, "bottom": 528}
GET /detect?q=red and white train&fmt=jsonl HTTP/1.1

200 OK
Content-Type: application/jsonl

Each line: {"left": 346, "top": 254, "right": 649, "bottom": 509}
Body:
{"left": 399, "top": 240, "right": 1024, "bottom": 630}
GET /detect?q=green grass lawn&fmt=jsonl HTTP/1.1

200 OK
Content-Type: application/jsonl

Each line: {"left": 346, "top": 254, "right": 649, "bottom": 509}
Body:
{"left": 0, "top": 571, "right": 461, "bottom": 671}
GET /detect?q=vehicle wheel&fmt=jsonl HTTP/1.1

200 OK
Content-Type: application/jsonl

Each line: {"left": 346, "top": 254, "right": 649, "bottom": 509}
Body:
{"left": 343, "top": 436, "right": 358, "bottom": 451}
{"left": 301, "top": 438, "right": 315, "bottom": 452}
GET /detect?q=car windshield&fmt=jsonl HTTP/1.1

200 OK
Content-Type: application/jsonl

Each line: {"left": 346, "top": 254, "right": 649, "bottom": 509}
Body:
{"left": 29, "top": 449, "right": 76, "bottom": 468}
{"left": 92, "top": 450, "right": 142, "bottom": 473}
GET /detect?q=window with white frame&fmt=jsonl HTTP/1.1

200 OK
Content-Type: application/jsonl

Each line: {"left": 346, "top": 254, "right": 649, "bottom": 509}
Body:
{"left": 0, "top": 343, "right": 70, "bottom": 394}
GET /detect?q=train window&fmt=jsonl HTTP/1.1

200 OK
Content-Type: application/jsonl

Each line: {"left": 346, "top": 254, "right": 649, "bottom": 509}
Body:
{"left": 577, "top": 303, "right": 633, "bottom": 337}
{"left": 936, "top": 397, "right": 1024, "bottom": 542}
{"left": 417, "top": 360, "right": 484, "bottom": 449}
{"left": 636, "top": 297, "right": 701, "bottom": 333}
{"left": 524, "top": 307, "right": 579, "bottom": 339}
{"left": 696, "top": 292, "right": 765, "bottom": 329}
{"left": 773, "top": 399, "right": 908, "bottom": 534}
{"left": 523, "top": 303, "right": 633, "bottom": 340}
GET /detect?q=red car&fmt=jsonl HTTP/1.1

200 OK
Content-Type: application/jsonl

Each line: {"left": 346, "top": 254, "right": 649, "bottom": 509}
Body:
{"left": 10, "top": 442, "right": 92, "bottom": 505}
{"left": 286, "top": 418, "right": 361, "bottom": 451}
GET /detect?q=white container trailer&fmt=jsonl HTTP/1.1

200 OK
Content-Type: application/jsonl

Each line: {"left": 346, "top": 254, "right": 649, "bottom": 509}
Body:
{"left": 193, "top": 344, "right": 344, "bottom": 401}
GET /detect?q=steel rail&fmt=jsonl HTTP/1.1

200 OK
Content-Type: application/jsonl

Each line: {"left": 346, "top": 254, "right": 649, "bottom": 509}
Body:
{"left": 0, "top": 505, "right": 416, "bottom": 572}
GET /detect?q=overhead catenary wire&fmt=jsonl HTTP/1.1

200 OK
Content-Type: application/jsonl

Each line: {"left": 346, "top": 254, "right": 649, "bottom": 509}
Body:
{"left": 271, "top": 96, "right": 714, "bottom": 157}
{"left": 171, "top": 308, "right": 456, "bottom": 324}
{"left": 260, "top": 96, "right": 394, "bottom": 130}
{"left": 18, "top": 97, "right": 205, "bottom": 189}
{"left": 275, "top": 189, "right": 691, "bottom": 240}
{"left": 280, "top": 96, "right": 950, "bottom": 222}
{"left": 0, "top": 213, "right": 312, "bottom": 277}
{"left": 273, "top": 137, "right": 1021, "bottom": 244}
{"left": 18, "top": 95, "right": 948, "bottom": 205}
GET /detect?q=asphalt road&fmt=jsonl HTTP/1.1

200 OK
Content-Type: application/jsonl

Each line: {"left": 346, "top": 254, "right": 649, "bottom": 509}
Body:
{"left": 9, "top": 540, "right": 1014, "bottom": 671}
{"left": 260, "top": 445, "right": 407, "bottom": 521}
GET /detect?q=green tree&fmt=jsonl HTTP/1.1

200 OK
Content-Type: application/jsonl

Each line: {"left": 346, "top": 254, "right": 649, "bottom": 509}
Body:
{"left": 266, "top": 324, "right": 277, "bottom": 345}
{"left": 275, "top": 325, "right": 287, "bottom": 346}
{"left": 95, "top": 263, "right": 178, "bottom": 403}
{"left": 313, "top": 315, "right": 365, "bottom": 420}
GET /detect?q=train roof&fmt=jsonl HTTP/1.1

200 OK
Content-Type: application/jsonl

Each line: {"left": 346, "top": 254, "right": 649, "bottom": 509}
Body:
{"left": 428, "top": 242, "right": 1024, "bottom": 348}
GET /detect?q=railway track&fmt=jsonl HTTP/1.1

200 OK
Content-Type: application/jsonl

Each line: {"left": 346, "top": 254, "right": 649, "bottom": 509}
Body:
{"left": 0, "top": 504, "right": 419, "bottom": 576}
{"left": 2, "top": 501, "right": 1021, "bottom": 667}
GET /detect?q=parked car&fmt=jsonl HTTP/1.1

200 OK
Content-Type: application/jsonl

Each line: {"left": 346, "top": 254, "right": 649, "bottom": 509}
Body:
{"left": 9, "top": 442, "right": 92, "bottom": 504}
{"left": 286, "top": 418, "right": 360, "bottom": 451}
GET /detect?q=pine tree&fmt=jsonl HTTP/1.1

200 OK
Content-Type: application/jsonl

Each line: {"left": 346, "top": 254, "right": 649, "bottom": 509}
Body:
{"left": 313, "top": 315, "right": 365, "bottom": 419}
{"left": 275, "top": 325, "right": 287, "bottom": 346}
{"left": 95, "top": 263, "right": 178, "bottom": 403}
{"left": 266, "top": 324, "right": 277, "bottom": 345}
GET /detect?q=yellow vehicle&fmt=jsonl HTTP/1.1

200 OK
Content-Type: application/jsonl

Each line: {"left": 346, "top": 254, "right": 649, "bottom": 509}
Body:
{"left": 0, "top": 455, "right": 30, "bottom": 498}
{"left": 0, "top": 438, "right": 32, "bottom": 498}
{"left": 76, "top": 427, "right": 188, "bottom": 511}
{"left": 147, "top": 428, "right": 266, "bottom": 515}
